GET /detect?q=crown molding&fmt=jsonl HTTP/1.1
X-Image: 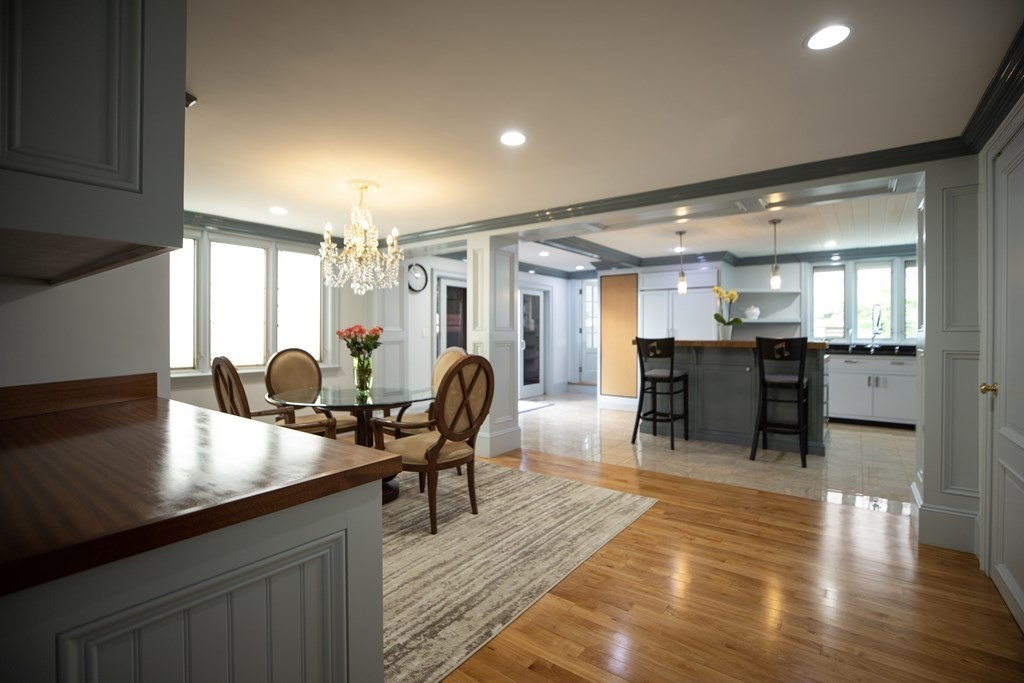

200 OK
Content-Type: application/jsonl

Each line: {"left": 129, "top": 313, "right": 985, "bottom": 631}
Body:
{"left": 962, "top": 21, "right": 1024, "bottom": 151}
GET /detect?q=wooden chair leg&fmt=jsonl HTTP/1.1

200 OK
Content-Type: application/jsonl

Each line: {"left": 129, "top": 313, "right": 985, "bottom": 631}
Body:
{"left": 466, "top": 460, "right": 478, "bottom": 514}
{"left": 456, "top": 465, "right": 462, "bottom": 476}
{"left": 427, "top": 468, "right": 439, "bottom": 535}
{"left": 419, "top": 471, "right": 426, "bottom": 493}
{"left": 683, "top": 376, "right": 690, "bottom": 441}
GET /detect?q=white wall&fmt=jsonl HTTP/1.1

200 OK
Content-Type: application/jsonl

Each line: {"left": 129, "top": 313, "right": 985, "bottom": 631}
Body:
{"left": 0, "top": 256, "right": 170, "bottom": 396}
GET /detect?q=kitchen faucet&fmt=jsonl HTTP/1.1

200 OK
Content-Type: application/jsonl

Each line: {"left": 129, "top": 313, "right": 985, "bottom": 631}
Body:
{"left": 869, "top": 304, "right": 883, "bottom": 353}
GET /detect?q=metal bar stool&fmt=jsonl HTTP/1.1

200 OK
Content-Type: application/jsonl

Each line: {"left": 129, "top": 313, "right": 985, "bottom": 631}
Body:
{"left": 631, "top": 337, "right": 689, "bottom": 449}
{"left": 750, "top": 336, "right": 809, "bottom": 467}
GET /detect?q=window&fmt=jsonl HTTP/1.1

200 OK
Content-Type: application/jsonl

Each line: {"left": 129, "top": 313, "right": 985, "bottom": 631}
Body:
{"left": 277, "top": 250, "right": 322, "bottom": 356}
{"left": 811, "top": 266, "right": 845, "bottom": 339}
{"left": 809, "top": 255, "right": 917, "bottom": 343}
{"left": 855, "top": 262, "right": 892, "bottom": 341}
{"left": 169, "top": 237, "right": 196, "bottom": 369}
{"left": 171, "top": 227, "right": 329, "bottom": 372}
{"left": 904, "top": 260, "right": 918, "bottom": 339}
{"left": 210, "top": 241, "right": 267, "bottom": 366}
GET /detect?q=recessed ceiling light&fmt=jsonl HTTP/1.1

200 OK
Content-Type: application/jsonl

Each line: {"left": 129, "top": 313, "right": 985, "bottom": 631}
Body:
{"left": 500, "top": 130, "right": 526, "bottom": 146}
{"left": 269, "top": 206, "right": 288, "bottom": 215}
{"left": 538, "top": 250, "right": 550, "bottom": 257}
{"left": 806, "top": 24, "right": 851, "bottom": 50}
{"left": 676, "top": 218, "right": 689, "bottom": 224}
{"left": 824, "top": 240, "right": 837, "bottom": 248}
{"left": 528, "top": 269, "right": 535, "bottom": 274}
{"left": 831, "top": 254, "right": 841, "bottom": 261}
{"left": 575, "top": 265, "right": 585, "bottom": 271}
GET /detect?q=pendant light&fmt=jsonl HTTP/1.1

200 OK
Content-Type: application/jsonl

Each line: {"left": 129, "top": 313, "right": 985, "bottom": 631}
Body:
{"left": 769, "top": 218, "right": 782, "bottom": 291}
{"left": 676, "top": 230, "right": 687, "bottom": 294}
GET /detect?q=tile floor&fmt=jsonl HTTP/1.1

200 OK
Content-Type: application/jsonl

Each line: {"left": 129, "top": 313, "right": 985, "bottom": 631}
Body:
{"left": 518, "top": 392, "right": 917, "bottom": 516}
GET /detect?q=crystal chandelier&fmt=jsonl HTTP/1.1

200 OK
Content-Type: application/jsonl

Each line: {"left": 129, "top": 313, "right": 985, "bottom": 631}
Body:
{"left": 319, "top": 180, "right": 403, "bottom": 295}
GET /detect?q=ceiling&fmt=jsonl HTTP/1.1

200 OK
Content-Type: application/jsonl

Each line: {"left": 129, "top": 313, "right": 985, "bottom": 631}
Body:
{"left": 184, "top": 1, "right": 1024, "bottom": 273}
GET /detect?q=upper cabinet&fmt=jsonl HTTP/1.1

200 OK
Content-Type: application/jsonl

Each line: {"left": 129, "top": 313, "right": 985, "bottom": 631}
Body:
{"left": 0, "top": 0, "right": 186, "bottom": 286}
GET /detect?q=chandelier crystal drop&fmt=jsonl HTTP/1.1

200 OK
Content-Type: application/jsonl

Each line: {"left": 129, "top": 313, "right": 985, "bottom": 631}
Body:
{"left": 319, "top": 181, "right": 404, "bottom": 295}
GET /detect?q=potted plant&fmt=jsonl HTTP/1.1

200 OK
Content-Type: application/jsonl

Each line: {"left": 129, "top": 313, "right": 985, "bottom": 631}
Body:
{"left": 712, "top": 286, "right": 742, "bottom": 340}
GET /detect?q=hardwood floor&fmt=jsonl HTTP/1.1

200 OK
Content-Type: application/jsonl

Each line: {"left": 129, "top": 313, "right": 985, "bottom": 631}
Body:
{"left": 448, "top": 451, "right": 1024, "bottom": 682}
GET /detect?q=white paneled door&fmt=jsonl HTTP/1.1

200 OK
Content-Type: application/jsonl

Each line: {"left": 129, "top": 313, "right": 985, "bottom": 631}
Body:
{"left": 986, "top": 108, "right": 1024, "bottom": 631}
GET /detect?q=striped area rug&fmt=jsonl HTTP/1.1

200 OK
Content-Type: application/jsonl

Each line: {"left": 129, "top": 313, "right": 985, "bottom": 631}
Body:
{"left": 382, "top": 461, "right": 656, "bottom": 682}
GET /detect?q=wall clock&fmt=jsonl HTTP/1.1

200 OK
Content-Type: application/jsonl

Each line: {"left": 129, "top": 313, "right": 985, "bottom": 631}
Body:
{"left": 407, "top": 263, "right": 428, "bottom": 292}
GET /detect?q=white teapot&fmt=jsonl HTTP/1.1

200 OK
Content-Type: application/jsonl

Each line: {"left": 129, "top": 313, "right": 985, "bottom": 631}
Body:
{"left": 744, "top": 305, "right": 760, "bottom": 320}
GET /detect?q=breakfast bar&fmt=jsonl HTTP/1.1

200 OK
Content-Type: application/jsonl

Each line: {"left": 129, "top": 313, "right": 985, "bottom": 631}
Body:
{"left": 637, "top": 340, "right": 829, "bottom": 455}
{"left": 0, "top": 373, "right": 400, "bottom": 680}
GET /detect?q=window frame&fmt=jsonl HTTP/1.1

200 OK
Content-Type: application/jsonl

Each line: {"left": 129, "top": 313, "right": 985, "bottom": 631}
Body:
{"left": 808, "top": 255, "right": 918, "bottom": 344}
{"left": 171, "top": 225, "right": 336, "bottom": 376}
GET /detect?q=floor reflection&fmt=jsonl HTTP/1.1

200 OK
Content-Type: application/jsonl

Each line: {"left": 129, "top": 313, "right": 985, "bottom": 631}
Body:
{"left": 519, "top": 392, "right": 916, "bottom": 516}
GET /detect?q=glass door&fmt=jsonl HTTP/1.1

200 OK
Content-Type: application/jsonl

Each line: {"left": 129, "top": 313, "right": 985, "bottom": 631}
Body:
{"left": 437, "top": 278, "right": 467, "bottom": 353}
{"left": 520, "top": 290, "right": 544, "bottom": 399}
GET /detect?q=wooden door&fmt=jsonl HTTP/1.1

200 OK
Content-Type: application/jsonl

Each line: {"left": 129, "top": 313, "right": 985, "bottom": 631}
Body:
{"left": 986, "top": 117, "right": 1024, "bottom": 630}
{"left": 600, "top": 274, "right": 637, "bottom": 398}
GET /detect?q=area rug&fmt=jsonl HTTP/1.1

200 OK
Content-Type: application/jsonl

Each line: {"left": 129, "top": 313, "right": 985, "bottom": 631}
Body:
{"left": 381, "top": 461, "right": 656, "bottom": 682}
{"left": 517, "top": 399, "right": 553, "bottom": 413}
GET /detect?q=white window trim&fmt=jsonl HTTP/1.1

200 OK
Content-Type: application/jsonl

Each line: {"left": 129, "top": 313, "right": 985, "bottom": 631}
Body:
{"left": 171, "top": 226, "right": 337, "bottom": 377}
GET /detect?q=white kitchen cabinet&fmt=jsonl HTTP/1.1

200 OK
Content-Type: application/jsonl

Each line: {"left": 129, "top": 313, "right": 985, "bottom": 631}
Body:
{"left": 0, "top": 0, "right": 185, "bottom": 286}
{"left": 828, "top": 355, "right": 916, "bottom": 424}
{"left": 639, "top": 288, "right": 716, "bottom": 340}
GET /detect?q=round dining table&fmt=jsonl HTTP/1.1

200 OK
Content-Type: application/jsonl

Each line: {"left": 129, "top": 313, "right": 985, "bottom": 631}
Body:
{"left": 266, "top": 385, "right": 434, "bottom": 502}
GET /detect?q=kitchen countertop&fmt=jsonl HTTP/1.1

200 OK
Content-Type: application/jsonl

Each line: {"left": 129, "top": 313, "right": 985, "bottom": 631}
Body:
{"left": 671, "top": 339, "right": 829, "bottom": 350}
{"left": 0, "top": 374, "right": 400, "bottom": 596}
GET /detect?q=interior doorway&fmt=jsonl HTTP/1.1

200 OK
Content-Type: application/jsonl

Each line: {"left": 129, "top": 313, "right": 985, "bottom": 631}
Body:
{"left": 520, "top": 289, "right": 544, "bottom": 399}
{"left": 437, "top": 278, "right": 467, "bottom": 353}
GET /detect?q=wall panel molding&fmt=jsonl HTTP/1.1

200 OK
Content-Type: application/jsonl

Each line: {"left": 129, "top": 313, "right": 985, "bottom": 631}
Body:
{"left": 942, "top": 186, "right": 980, "bottom": 331}
{"left": 0, "top": 0, "right": 142, "bottom": 191}
{"left": 941, "top": 350, "right": 981, "bottom": 497}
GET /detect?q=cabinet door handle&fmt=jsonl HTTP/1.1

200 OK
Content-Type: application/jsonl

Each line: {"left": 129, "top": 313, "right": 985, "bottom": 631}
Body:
{"left": 874, "top": 376, "right": 880, "bottom": 388}
{"left": 890, "top": 361, "right": 906, "bottom": 365}
{"left": 980, "top": 382, "right": 999, "bottom": 396}
{"left": 867, "top": 376, "right": 871, "bottom": 387}
{"left": 844, "top": 359, "right": 858, "bottom": 364}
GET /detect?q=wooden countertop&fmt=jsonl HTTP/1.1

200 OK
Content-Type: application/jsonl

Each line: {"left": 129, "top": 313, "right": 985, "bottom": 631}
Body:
{"left": 672, "top": 339, "right": 829, "bottom": 350}
{"left": 0, "top": 374, "right": 400, "bottom": 596}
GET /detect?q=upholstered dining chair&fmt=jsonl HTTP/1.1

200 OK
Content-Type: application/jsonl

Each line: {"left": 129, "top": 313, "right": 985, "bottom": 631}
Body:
{"left": 371, "top": 354, "right": 495, "bottom": 534}
{"left": 212, "top": 356, "right": 337, "bottom": 438}
{"left": 264, "top": 347, "right": 358, "bottom": 439}
{"left": 385, "top": 346, "right": 468, "bottom": 438}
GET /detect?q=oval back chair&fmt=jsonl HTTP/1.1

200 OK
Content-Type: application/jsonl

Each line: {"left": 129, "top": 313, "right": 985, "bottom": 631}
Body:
{"left": 372, "top": 354, "right": 494, "bottom": 534}
{"left": 265, "top": 348, "right": 357, "bottom": 438}
{"left": 212, "top": 355, "right": 337, "bottom": 439}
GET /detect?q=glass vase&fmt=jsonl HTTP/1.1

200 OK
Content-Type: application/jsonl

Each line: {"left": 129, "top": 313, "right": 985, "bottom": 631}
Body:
{"left": 717, "top": 324, "right": 733, "bottom": 341}
{"left": 353, "top": 355, "right": 373, "bottom": 395}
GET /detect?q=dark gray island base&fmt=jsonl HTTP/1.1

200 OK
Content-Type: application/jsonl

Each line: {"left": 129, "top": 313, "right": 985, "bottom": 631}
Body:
{"left": 637, "top": 340, "right": 829, "bottom": 456}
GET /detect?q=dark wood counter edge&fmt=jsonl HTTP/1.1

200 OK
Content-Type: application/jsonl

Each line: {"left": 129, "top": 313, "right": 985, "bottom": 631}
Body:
{"left": 671, "top": 340, "right": 829, "bottom": 350}
{"left": 0, "top": 450, "right": 400, "bottom": 597}
{"left": 0, "top": 372, "right": 157, "bottom": 421}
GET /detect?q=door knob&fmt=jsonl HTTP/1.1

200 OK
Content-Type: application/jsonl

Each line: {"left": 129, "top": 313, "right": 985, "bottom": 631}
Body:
{"left": 980, "top": 382, "right": 999, "bottom": 396}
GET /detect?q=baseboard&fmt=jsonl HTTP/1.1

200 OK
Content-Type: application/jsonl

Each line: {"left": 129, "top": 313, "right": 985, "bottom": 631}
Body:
{"left": 476, "top": 425, "right": 522, "bottom": 458}
{"left": 916, "top": 501, "right": 976, "bottom": 552}
{"left": 567, "top": 383, "right": 597, "bottom": 395}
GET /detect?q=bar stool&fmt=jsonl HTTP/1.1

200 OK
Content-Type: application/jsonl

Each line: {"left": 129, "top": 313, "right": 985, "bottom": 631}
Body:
{"left": 750, "top": 336, "right": 809, "bottom": 467}
{"left": 631, "top": 337, "right": 689, "bottom": 449}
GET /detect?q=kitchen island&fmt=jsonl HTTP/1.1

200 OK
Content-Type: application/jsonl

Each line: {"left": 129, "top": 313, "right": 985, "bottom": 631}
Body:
{"left": 637, "top": 340, "right": 829, "bottom": 456}
{"left": 0, "top": 373, "right": 400, "bottom": 681}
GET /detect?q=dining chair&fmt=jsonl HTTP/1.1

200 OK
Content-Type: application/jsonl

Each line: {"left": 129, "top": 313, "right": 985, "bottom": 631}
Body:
{"left": 212, "top": 356, "right": 337, "bottom": 438}
{"left": 265, "top": 348, "right": 358, "bottom": 438}
{"left": 385, "top": 346, "right": 468, "bottom": 438}
{"left": 371, "top": 354, "right": 495, "bottom": 534}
